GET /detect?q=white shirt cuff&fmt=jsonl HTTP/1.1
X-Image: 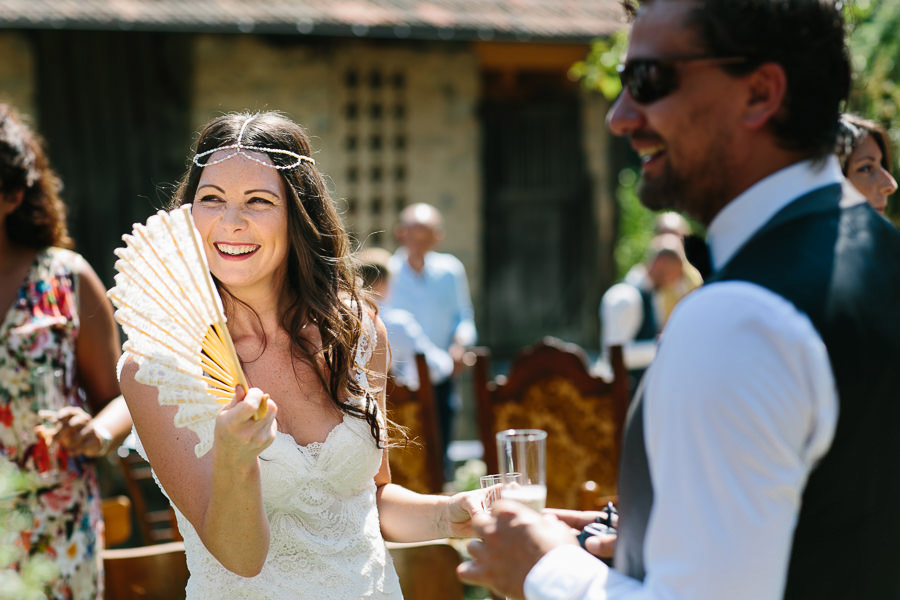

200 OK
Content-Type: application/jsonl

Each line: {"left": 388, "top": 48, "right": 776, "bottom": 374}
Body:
{"left": 524, "top": 545, "right": 608, "bottom": 600}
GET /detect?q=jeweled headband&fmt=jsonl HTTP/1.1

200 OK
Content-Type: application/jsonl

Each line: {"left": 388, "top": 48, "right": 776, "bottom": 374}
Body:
{"left": 192, "top": 114, "right": 315, "bottom": 170}
{"left": 835, "top": 115, "right": 865, "bottom": 171}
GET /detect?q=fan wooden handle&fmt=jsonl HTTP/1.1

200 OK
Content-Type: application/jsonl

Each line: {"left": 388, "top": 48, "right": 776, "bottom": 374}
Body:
{"left": 254, "top": 395, "right": 269, "bottom": 421}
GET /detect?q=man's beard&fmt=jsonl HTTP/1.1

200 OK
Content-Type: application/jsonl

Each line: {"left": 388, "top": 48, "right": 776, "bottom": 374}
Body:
{"left": 636, "top": 140, "right": 734, "bottom": 225}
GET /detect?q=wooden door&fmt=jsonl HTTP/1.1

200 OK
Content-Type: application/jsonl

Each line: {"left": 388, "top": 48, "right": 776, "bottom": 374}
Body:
{"left": 481, "top": 72, "right": 597, "bottom": 356}
{"left": 33, "top": 30, "right": 192, "bottom": 285}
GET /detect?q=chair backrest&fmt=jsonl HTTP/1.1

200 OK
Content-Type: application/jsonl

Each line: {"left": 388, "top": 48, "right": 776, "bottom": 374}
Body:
{"left": 103, "top": 541, "right": 189, "bottom": 600}
{"left": 118, "top": 450, "right": 182, "bottom": 545}
{"left": 474, "top": 338, "right": 628, "bottom": 509}
{"left": 386, "top": 353, "right": 445, "bottom": 494}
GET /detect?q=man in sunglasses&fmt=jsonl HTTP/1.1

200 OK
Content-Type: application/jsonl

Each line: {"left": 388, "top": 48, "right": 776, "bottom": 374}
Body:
{"left": 459, "top": 1, "right": 900, "bottom": 599}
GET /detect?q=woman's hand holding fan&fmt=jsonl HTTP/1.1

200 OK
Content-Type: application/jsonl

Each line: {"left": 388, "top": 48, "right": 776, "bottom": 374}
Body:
{"left": 108, "top": 205, "right": 267, "bottom": 457}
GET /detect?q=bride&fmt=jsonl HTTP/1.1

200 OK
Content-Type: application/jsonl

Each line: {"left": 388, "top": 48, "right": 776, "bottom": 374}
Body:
{"left": 119, "top": 111, "right": 482, "bottom": 598}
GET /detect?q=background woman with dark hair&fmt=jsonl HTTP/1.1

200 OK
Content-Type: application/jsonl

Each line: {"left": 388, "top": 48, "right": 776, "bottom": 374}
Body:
{"left": 0, "top": 103, "right": 132, "bottom": 598}
{"left": 120, "top": 111, "right": 482, "bottom": 598}
{"left": 836, "top": 113, "right": 897, "bottom": 215}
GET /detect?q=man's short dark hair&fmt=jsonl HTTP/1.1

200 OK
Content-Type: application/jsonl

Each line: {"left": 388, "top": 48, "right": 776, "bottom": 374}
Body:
{"left": 624, "top": 0, "right": 850, "bottom": 159}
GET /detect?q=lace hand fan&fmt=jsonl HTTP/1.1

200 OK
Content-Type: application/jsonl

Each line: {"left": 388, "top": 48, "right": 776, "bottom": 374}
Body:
{"left": 108, "top": 205, "right": 266, "bottom": 458}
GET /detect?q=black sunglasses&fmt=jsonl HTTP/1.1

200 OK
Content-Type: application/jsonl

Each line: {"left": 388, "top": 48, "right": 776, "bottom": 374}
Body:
{"left": 617, "top": 55, "right": 747, "bottom": 105}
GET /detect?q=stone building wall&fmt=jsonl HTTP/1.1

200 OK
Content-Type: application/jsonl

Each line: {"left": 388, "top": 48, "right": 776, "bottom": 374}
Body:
{"left": 0, "top": 31, "right": 37, "bottom": 123}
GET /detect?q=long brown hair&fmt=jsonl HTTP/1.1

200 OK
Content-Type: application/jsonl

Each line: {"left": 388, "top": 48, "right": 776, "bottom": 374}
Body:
{"left": 0, "top": 103, "right": 72, "bottom": 249}
{"left": 171, "top": 112, "right": 382, "bottom": 445}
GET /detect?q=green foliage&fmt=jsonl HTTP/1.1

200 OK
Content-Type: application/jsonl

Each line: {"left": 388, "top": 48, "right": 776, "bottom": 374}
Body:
{"left": 452, "top": 459, "right": 487, "bottom": 492}
{"left": 614, "top": 168, "right": 656, "bottom": 279}
{"left": 569, "top": 30, "right": 630, "bottom": 101}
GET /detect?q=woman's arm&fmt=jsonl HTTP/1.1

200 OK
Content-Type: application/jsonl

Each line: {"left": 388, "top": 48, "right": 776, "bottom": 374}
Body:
{"left": 54, "top": 258, "right": 131, "bottom": 456}
{"left": 369, "top": 315, "right": 483, "bottom": 542}
{"left": 120, "top": 357, "right": 278, "bottom": 576}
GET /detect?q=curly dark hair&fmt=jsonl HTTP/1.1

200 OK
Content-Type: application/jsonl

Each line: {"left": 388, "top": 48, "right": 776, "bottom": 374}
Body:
{"left": 0, "top": 103, "right": 72, "bottom": 249}
{"left": 171, "top": 111, "right": 383, "bottom": 446}
{"left": 622, "top": 0, "right": 850, "bottom": 158}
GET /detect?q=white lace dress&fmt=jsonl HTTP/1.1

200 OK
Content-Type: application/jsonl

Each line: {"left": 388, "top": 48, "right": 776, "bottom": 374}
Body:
{"left": 130, "top": 316, "right": 403, "bottom": 599}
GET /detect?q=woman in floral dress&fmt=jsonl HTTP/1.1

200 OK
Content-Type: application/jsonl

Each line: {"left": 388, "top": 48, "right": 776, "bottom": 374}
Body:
{"left": 0, "top": 104, "right": 132, "bottom": 599}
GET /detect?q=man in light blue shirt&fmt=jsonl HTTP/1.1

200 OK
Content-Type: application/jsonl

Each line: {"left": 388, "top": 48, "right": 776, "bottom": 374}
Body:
{"left": 388, "top": 203, "right": 477, "bottom": 478}
{"left": 357, "top": 247, "right": 454, "bottom": 390}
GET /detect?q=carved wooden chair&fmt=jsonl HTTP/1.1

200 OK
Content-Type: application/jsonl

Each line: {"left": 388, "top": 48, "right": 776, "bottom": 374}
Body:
{"left": 386, "top": 353, "right": 445, "bottom": 494}
{"left": 473, "top": 338, "right": 628, "bottom": 509}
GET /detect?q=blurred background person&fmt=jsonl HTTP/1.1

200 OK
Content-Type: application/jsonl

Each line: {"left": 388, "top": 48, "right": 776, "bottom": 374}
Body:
{"left": 357, "top": 247, "right": 454, "bottom": 390}
{"left": 389, "top": 203, "right": 476, "bottom": 479}
{"left": 653, "top": 210, "right": 691, "bottom": 238}
{"left": 836, "top": 113, "right": 897, "bottom": 216}
{"left": 0, "top": 103, "right": 132, "bottom": 599}
{"left": 624, "top": 212, "right": 702, "bottom": 322}
{"left": 600, "top": 232, "right": 701, "bottom": 393}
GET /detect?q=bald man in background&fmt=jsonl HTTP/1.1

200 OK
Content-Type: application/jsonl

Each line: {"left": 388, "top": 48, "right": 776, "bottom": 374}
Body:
{"left": 389, "top": 203, "right": 477, "bottom": 479}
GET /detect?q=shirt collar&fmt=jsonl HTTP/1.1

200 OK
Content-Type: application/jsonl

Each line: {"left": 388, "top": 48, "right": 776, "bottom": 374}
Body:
{"left": 395, "top": 247, "right": 433, "bottom": 276}
{"left": 707, "top": 155, "right": 843, "bottom": 271}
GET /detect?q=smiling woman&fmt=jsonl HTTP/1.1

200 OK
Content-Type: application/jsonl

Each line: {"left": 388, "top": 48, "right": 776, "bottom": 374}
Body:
{"left": 118, "top": 111, "right": 484, "bottom": 599}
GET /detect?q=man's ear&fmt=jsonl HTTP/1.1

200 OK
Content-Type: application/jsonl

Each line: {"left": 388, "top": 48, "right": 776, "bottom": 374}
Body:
{"left": 741, "top": 62, "right": 787, "bottom": 131}
{"left": 1, "top": 189, "right": 24, "bottom": 216}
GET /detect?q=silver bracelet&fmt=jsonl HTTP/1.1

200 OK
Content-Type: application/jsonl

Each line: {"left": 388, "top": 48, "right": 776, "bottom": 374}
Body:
{"left": 93, "top": 422, "right": 114, "bottom": 456}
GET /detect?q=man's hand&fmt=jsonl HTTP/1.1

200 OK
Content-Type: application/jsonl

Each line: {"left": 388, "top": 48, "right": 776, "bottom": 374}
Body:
{"left": 457, "top": 500, "right": 579, "bottom": 599}
{"left": 546, "top": 508, "right": 617, "bottom": 559}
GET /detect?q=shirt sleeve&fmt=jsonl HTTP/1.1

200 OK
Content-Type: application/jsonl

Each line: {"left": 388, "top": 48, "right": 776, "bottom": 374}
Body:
{"left": 600, "top": 283, "right": 656, "bottom": 369}
{"left": 384, "top": 309, "right": 454, "bottom": 387}
{"left": 406, "top": 314, "right": 454, "bottom": 383}
{"left": 600, "top": 283, "right": 643, "bottom": 347}
{"left": 525, "top": 281, "right": 837, "bottom": 600}
{"left": 450, "top": 260, "right": 477, "bottom": 347}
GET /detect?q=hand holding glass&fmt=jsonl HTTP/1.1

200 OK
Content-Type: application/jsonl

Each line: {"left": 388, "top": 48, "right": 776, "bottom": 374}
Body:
{"left": 495, "top": 429, "right": 547, "bottom": 512}
{"left": 32, "top": 366, "right": 64, "bottom": 483}
{"left": 480, "top": 472, "right": 521, "bottom": 512}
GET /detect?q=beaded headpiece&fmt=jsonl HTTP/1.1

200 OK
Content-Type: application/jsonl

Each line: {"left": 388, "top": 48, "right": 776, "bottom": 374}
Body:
{"left": 835, "top": 115, "right": 865, "bottom": 171}
{"left": 192, "top": 114, "right": 315, "bottom": 170}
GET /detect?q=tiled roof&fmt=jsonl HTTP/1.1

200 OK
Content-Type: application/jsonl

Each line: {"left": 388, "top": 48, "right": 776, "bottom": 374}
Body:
{"left": 0, "top": 1, "right": 624, "bottom": 41}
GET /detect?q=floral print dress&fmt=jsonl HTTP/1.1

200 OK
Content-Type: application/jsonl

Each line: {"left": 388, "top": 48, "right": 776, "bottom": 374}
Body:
{"left": 0, "top": 247, "right": 103, "bottom": 600}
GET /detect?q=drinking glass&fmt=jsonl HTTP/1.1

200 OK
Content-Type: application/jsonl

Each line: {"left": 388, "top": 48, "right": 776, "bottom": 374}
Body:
{"left": 479, "top": 472, "right": 521, "bottom": 512}
{"left": 495, "top": 429, "right": 547, "bottom": 512}
{"left": 32, "top": 365, "right": 64, "bottom": 484}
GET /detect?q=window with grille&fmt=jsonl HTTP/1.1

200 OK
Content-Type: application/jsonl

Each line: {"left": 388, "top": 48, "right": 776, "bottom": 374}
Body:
{"left": 341, "top": 66, "right": 408, "bottom": 249}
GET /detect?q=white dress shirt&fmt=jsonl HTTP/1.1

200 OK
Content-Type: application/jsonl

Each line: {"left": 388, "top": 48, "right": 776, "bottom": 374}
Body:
{"left": 525, "top": 157, "right": 843, "bottom": 599}
{"left": 599, "top": 283, "right": 657, "bottom": 370}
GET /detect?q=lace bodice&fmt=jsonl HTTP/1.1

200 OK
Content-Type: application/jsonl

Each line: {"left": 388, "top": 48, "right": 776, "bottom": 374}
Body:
{"left": 176, "top": 414, "right": 401, "bottom": 599}
{"left": 133, "top": 311, "right": 402, "bottom": 599}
